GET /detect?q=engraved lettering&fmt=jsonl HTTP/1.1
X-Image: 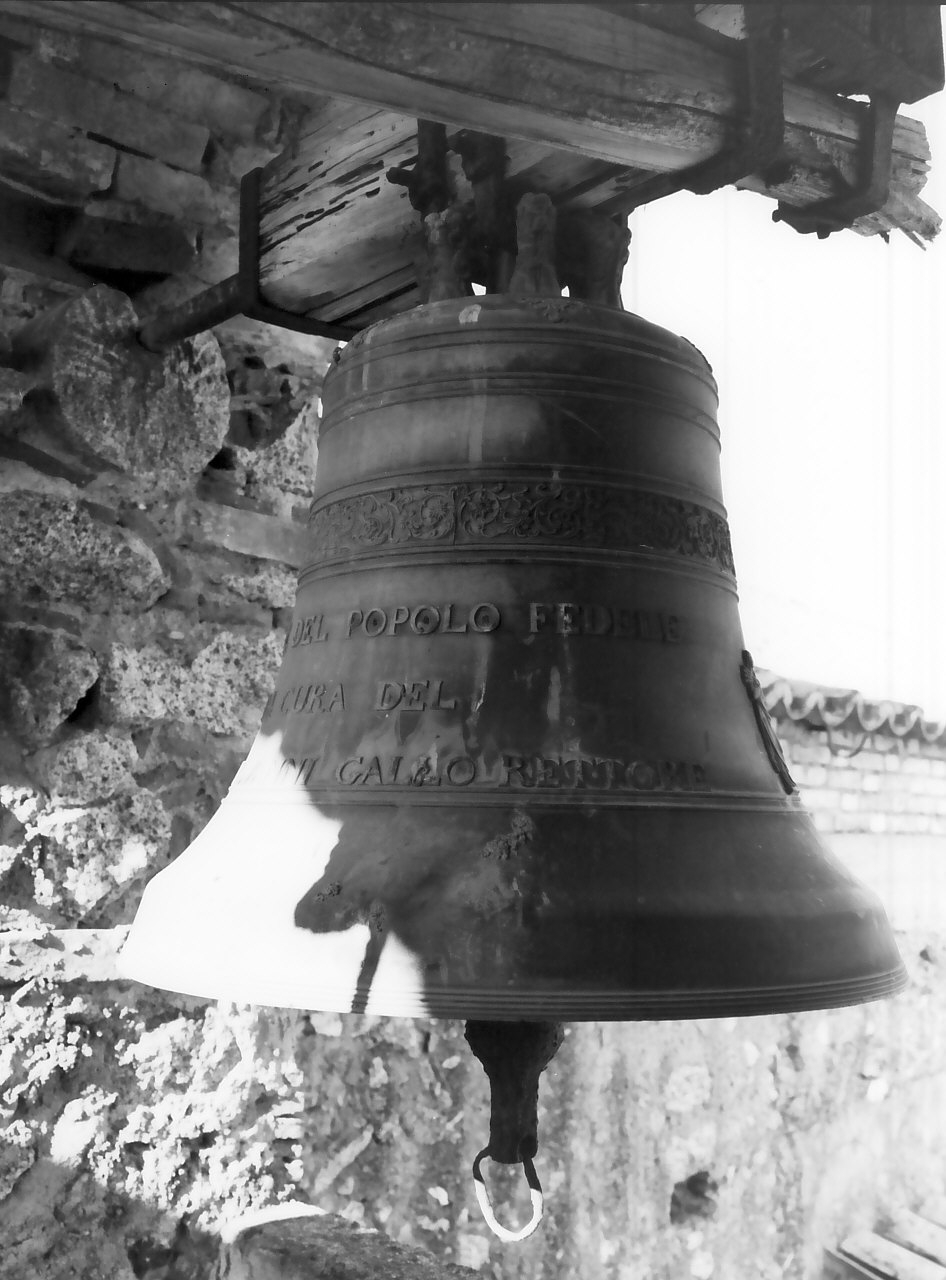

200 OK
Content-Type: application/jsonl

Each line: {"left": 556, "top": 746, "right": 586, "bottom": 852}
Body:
{"left": 530, "top": 603, "right": 551, "bottom": 634}
{"left": 445, "top": 756, "right": 476, "bottom": 785}
{"left": 582, "top": 604, "right": 612, "bottom": 636}
{"left": 501, "top": 754, "right": 533, "bottom": 787}
{"left": 364, "top": 608, "right": 387, "bottom": 636}
{"left": 376, "top": 680, "right": 459, "bottom": 712}
{"left": 347, "top": 603, "right": 502, "bottom": 637}
{"left": 410, "top": 605, "right": 441, "bottom": 635}
{"left": 337, "top": 758, "right": 365, "bottom": 784}
{"left": 662, "top": 614, "right": 682, "bottom": 643}
{"left": 297, "top": 757, "right": 321, "bottom": 786}
{"left": 361, "top": 756, "right": 384, "bottom": 785}
{"left": 289, "top": 614, "right": 329, "bottom": 647}
{"left": 557, "top": 604, "right": 580, "bottom": 636}
{"left": 535, "top": 756, "right": 562, "bottom": 787}
{"left": 470, "top": 603, "right": 501, "bottom": 633}
{"left": 627, "top": 760, "right": 659, "bottom": 790}
{"left": 527, "top": 602, "right": 685, "bottom": 642}
{"left": 429, "top": 680, "right": 457, "bottom": 710}
{"left": 409, "top": 756, "right": 442, "bottom": 786}
{"left": 441, "top": 604, "right": 468, "bottom": 634}
{"left": 279, "top": 756, "right": 321, "bottom": 787}
{"left": 293, "top": 684, "right": 318, "bottom": 713}
{"left": 496, "top": 754, "right": 704, "bottom": 792}
{"left": 389, "top": 605, "right": 410, "bottom": 635}
{"left": 376, "top": 682, "right": 402, "bottom": 711}
{"left": 658, "top": 760, "right": 691, "bottom": 790}
{"left": 278, "top": 683, "right": 345, "bottom": 714}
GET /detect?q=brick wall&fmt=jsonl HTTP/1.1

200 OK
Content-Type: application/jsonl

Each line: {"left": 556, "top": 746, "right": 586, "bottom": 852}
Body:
{"left": 779, "top": 721, "right": 946, "bottom": 838}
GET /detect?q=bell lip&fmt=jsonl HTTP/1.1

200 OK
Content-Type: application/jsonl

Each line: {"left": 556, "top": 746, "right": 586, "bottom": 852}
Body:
{"left": 117, "top": 955, "right": 908, "bottom": 1021}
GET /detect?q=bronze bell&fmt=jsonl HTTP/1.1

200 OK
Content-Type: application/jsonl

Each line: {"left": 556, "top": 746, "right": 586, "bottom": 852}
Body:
{"left": 121, "top": 294, "right": 906, "bottom": 1021}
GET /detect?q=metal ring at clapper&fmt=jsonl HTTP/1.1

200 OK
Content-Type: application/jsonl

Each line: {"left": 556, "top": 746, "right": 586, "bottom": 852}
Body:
{"left": 471, "top": 1146, "right": 544, "bottom": 1243}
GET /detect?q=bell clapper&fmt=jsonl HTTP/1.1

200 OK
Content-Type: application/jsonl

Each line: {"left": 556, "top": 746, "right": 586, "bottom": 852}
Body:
{"left": 464, "top": 1019, "right": 565, "bottom": 1241}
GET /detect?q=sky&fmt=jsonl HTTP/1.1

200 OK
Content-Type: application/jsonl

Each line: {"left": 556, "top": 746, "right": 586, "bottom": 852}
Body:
{"left": 621, "top": 93, "right": 946, "bottom": 720}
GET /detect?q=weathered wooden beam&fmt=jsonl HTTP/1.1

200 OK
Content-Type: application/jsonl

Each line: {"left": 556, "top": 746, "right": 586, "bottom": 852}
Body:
{"left": 2, "top": 1, "right": 939, "bottom": 331}
{"left": 1, "top": 3, "right": 936, "bottom": 202}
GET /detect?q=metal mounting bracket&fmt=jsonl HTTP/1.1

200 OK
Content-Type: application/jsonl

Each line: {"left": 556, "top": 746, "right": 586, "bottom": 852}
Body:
{"left": 602, "top": 4, "right": 788, "bottom": 217}
{"left": 772, "top": 92, "right": 900, "bottom": 239}
{"left": 138, "top": 168, "right": 357, "bottom": 352}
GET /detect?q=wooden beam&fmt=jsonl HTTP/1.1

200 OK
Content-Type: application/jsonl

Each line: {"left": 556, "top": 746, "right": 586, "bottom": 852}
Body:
{"left": 0, "top": 2, "right": 936, "bottom": 184}
{"left": 2, "top": 1, "right": 939, "bottom": 330}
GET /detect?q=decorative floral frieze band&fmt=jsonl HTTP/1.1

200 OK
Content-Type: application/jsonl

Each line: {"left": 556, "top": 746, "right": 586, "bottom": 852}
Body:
{"left": 306, "top": 480, "right": 735, "bottom": 574}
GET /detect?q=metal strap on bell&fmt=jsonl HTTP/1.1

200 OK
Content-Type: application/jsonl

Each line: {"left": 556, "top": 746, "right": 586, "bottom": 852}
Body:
{"left": 120, "top": 282, "right": 906, "bottom": 1020}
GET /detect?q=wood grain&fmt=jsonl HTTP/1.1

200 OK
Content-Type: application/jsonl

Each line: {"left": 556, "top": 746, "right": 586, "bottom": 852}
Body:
{"left": 1, "top": 1, "right": 939, "bottom": 328}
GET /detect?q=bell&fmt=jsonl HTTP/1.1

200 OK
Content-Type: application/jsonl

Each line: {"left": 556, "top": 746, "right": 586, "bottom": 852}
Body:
{"left": 121, "top": 293, "right": 906, "bottom": 1021}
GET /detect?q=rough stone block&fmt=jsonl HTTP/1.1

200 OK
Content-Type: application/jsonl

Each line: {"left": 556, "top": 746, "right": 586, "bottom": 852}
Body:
{"left": 74, "top": 37, "right": 277, "bottom": 143}
{"left": 0, "top": 491, "right": 169, "bottom": 610}
{"left": 181, "top": 498, "right": 310, "bottom": 568}
{"left": 30, "top": 731, "right": 138, "bottom": 804}
{"left": 0, "top": 366, "right": 30, "bottom": 416}
{"left": 10, "top": 286, "right": 230, "bottom": 495}
{"left": 230, "top": 402, "right": 321, "bottom": 512}
{"left": 0, "top": 103, "right": 116, "bottom": 200}
{"left": 114, "top": 152, "right": 232, "bottom": 228}
{"left": 8, "top": 789, "right": 171, "bottom": 922}
{"left": 0, "top": 622, "right": 99, "bottom": 748}
{"left": 100, "top": 632, "right": 282, "bottom": 735}
{"left": 8, "top": 54, "right": 211, "bottom": 172}
{"left": 58, "top": 210, "right": 197, "bottom": 278}
{"left": 221, "top": 1209, "right": 478, "bottom": 1280}
{"left": 217, "top": 565, "right": 299, "bottom": 610}
{"left": 31, "top": 789, "right": 172, "bottom": 919}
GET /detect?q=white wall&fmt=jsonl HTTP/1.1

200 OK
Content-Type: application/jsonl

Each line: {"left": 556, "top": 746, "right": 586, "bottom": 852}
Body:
{"left": 622, "top": 96, "right": 946, "bottom": 719}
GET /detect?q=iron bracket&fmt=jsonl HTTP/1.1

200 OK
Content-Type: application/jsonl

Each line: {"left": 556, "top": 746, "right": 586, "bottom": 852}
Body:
{"left": 772, "top": 92, "right": 900, "bottom": 239}
{"left": 138, "top": 167, "right": 357, "bottom": 352}
{"left": 603, "top": 4, "right": 788, "bottom": 217}
{"left": 235, "top": 167, "right": 357, "bottom": 341}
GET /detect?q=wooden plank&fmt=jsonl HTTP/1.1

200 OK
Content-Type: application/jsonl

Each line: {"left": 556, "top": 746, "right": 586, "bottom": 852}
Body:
{"left": 258, "top": 103, "right": 422, "bottom": 312}
{"left": 0, "top": 3, "right": 936, "bottom": 197}
{"left": 697, "top": 4, "right": 945, "bottom": 102}
{"left": 841, "top": 1232, "right": 946, "bottom": 1280}
{"left": 885, "top": 1211, "right": 946, "bottom": 1267}
{"left": 823, "top": 1247, "right": 889, "bottom": 1280}
{"left": 0, "top": 0, "right": 939, "bottom": 328}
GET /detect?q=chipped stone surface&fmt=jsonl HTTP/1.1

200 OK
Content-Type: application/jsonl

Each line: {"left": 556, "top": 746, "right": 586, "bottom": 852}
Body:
{"left": 30, "top": 731, "right": 138, "bottom": 804}
{"left": 100, "top": 633, "right": 283, "bottom": 736}
{"left": 0, "top": 366, "right": 30, "bottom": 416}
{"left": 26, "top": 789, "right": 172, "bottom": 920}
{"left": 0, "top": 622, "right": 99, "bottom": 749}
{"left": 231, "top": 398, "right": 321, "bottom": 513}
{"left": 0, "top": 491, "right": 168, "bottom": 610}
{"left": 221, "top": 1208, "right": 479, "bottom": 1280}
{"left": 11, "top": 285, "right": 230, "bottom": 495}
